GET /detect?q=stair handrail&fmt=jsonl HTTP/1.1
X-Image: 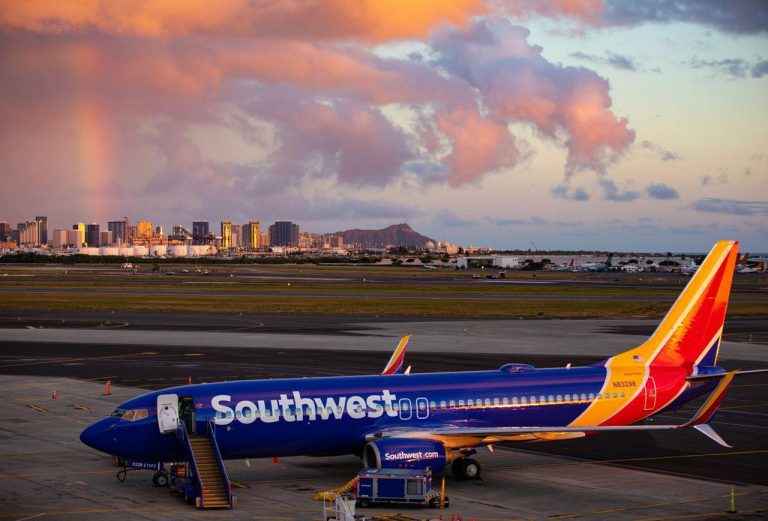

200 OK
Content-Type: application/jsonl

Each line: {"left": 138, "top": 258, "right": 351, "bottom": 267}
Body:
{"left": 206, "top": 417, "right": 232, "bottom": 507}
{"left": 177, "top": 420, "right": 205, "bottom": 506}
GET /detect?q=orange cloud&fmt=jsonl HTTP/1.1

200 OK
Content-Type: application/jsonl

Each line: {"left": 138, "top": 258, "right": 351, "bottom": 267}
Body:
{"left": 0, "top": 0, "right": 487, "bottom": 41}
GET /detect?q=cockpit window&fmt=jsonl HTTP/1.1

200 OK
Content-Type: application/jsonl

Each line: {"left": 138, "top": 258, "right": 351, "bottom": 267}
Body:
{"left": 111, "top": 408, "right": 148, "bottom": 421}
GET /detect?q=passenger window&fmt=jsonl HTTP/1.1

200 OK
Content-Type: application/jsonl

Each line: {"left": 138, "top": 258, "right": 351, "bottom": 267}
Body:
{"left": 468, "top": 399, "right": 474, "bottom": 406}
{"left": 493, "top": 398, "right": 500, "bottom": 405}
{"left": 565, "top": 394, "right": 571, "bottom": 402}
{"left": 502, "top": 397, "right": 509, "bottom": 405}
{"left": 430, "top": 401, "right": 436, "bottom": 409}
{"left": 449, "top": 400, "right": 456, "bottom": 408}
{"left": 581, "top": 393, "right": 587, "bottom": 401}
{"left": 459, "top": 400, "right": 465, "bottom": 407}
{"left": 440, "top": 401, "right": 446, "bottom": 409}
{"left": 613, "top": 393, "right": 618, "bottom": 399}
{"left": 548, "top": 395, "right": 554, "bottom": 404}
{"left": 620, "top": 392, "right": 625, "bottom": 398}
{"left": 530, "top": 396, "right": 536, "bottom": 404}
{"left": 588, "top": 393, "right": 594, "bottom": 400}
{"left": 520, "top": 396, "right": 526, "bottom": 404}
{"left": 484, "top": 399, "right": 491, "bottom": 406}
{"left": 556, "top": 395, "right": 562, "bottom": 403}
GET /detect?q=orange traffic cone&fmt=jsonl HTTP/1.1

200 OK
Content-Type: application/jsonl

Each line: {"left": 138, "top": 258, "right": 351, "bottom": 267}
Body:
{"left": 272, "top": 457, "right": 279, "bottom": 464}
{"left": 51, "top": 386, "right": 57, "bottom": 399}
{"left": 188, "top": 376, "right": 192, "bottom": 385}
{"left": 103, "top": 380, "right": 111, "bottom": 396}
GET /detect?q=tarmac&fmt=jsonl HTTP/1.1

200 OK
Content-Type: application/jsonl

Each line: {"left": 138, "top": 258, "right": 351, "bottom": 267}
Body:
{"left": 0, "top": 313, "right": 767, "bottom": 520}
{"left": 2, "top": 374, "right": 767, "bottom": 521}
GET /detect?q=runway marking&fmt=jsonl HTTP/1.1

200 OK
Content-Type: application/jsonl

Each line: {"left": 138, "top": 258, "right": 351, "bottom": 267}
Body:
{"left": 183, "top": 353, "right": 205, "bottom": 357}
{"left": 229, "top": 479, "right": 249, "bottom": 489}
{"left": 592, "top": 507, "right": 626, "bottom": 514}
{"left": 12, "top": 514, "right": 46, "bottom": 521}
{"left": 26, "top": 404, "right": 48, "bottom": 413}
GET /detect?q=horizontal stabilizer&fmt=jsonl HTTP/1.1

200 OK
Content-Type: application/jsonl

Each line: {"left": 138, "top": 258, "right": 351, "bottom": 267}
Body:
{"left": 686, "top": 368, "right": 768, "bottom": 381}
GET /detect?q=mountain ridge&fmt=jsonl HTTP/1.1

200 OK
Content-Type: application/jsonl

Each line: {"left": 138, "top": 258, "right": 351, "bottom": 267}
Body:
{"left": 332, "top": 223, "right": 434, "bottom": 248}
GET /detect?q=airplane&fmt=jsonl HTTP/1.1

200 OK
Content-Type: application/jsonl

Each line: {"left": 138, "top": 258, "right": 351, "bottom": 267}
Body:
{"left": 423, "top": 265, "right": 438, "bottom": 270}
{"left": 738, "top": 260, "right": 765, "bottom": 274}
{"left": 81, "top": 241, "right": 767, "bottom": 509}
{"left": 578, "top": 253, "right": 613, "bottom": 272}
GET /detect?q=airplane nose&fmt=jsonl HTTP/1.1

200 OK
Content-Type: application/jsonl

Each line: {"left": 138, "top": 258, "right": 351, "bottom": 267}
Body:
{"left": 80, "top": 419, "right": 115, "bottom": 454}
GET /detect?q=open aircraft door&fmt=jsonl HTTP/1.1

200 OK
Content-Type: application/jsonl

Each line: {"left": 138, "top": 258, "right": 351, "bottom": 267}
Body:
{"left": 643, "top": 377, "right": 657, "bottom": 411}
{"left": 157, "top": 393, "right": 179, "bottom": 434}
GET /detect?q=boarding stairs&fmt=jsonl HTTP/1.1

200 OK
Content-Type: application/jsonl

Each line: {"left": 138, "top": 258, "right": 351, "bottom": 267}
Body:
{"left": 178, "top": 419, "right": 233, "bottom": 509}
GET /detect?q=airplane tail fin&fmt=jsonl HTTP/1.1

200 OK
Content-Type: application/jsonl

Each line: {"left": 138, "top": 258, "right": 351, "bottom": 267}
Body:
{"left": 620, "top": 241, "right": 739, "bottom": 371}
{"left": 381, "top": 336, "right": 410, "bottom": 375}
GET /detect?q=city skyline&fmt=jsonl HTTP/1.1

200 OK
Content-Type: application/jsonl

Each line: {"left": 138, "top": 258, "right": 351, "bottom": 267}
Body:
{"left": 0, "top": 1, "right": 766, "bottom": 251}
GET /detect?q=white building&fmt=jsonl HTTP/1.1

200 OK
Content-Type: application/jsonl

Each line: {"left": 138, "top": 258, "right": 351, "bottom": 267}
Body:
{"left": 456, "top": 255, "right": 519, "bottom": 269}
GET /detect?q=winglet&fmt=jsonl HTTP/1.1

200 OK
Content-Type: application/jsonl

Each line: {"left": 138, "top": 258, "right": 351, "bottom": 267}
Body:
{"left": 684, "top": 370, "right": 737, "bottom": 427}
{"left": 381, "top": 336, "right": 410, "bottom": 375}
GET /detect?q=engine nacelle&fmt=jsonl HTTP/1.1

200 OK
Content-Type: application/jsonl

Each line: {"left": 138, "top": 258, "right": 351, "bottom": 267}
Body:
{"left": 363, "top": 438, "right": 448, "bottom": 471}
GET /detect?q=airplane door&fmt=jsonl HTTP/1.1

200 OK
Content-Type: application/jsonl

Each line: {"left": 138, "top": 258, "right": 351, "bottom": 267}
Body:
{"left": 157, "top": 393, "right": 179, "bottom": 434}
{"left": 643, "top": 377, "right": 657, "bottom": 411}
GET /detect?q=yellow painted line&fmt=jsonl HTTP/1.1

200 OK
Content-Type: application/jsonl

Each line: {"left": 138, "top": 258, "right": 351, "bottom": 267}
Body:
{"left": 26, "top": 404, "right": 48, "bottom": 413}
{"left": 637, "top": 503, "right": 671, "bottom": 509}
{"left": 593, "top": 507, "right": 626, "bottom": 514}
{"left": 184, "top": 353, "right": 205, "bottom": 357}
{"left": 72, "top": 404, "right": 89, "bottom": 410}
{"left": 548, "top": 514, "right": 582, "bottom": 520}
{"left": 229, "top": 480, "right": 249, "bottom": 489}
{"left": 679, "top": 497, "right": 709, "bottom": 503}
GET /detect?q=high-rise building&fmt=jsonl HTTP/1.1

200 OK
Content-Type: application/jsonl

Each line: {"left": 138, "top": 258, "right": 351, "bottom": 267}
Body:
{"left": 99, "top": 230, "right": 113, "bottom": 246}
{"left": 136, "top": 220, "right": 153, "bottom": 241}
{"left": 0, "top": 221, "right": 10, "bottom": 242}
{"left": 268, "top": 221, "right": 300, "bottom": 247}
{"left": 67, "top": 229, "right": 84, "bottom": 248}
{"left": 260, "top": 232, "right": 268, "bottom": 248}
{"left": 192, "top": 221, "right": 209, "bottom": 244}
{"left": 231, "top": 224, "right": 241, "bottom": 248}
{"left": 73, "top": 223, "right": 86, "bottom": 246}
{"left": 243, "top": 221, "right": 260, "bottom": 249}
{"left": 108, "top": 219, "right": 130, "bottom": 245}
{"left": 155, "top": 225, "right": 163, "bottom": 237}
{"left": 220, "top": 221, "right": 232, "bottom": 249}
{"left": 19, "top": 220, "right": 40, "bottom": 246}
{"left": 35, "top": 216, "right": 47, "bottom": 244}
{"left": 51, "top": 229, "right": 68, "bottom": 249}
{"left": 85, "top": 224, "right": 100, "bottom": 247}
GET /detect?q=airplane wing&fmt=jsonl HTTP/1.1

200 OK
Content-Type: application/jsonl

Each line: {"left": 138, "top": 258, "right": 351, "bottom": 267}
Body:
{"left": 381, "top": 336, "right": 410, "bottom": 375}
{"left": 370, "top": 370, "right": 738, "bottom": 448}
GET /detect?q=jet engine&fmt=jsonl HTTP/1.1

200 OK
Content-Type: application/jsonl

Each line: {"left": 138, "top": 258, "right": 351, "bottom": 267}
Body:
{"left": 363, "top": 438, "right": 448, "bottom": 471}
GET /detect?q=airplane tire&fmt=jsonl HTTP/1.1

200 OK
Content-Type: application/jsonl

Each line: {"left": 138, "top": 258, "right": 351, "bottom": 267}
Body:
{"left": 358, "top": 498, "right": 371, "bottom": 508}
{"left": 459, "top": 458, "right": 481, "bottom": 480}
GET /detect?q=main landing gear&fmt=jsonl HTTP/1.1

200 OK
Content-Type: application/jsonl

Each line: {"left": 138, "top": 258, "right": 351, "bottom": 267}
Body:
{"left": 451, "top": 457, "right": 481, "bottom": 480}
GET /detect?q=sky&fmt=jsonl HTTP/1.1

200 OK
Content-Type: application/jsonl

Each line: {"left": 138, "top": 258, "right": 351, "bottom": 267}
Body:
{"left": 0, "top": 0, "right": 766, "bottom": 252}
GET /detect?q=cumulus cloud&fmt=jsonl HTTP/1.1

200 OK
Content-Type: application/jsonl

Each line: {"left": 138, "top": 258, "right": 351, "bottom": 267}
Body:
{"left": 691, "top": 198, "right": 768, "bottom": 216}
{"left": 0, "top": 2, "right": 639, "bottom": 225}
{"left": 751, "top": 60, "right": 768, "bottom": 78}
{"left": 645, "top": 182, "right": 679, "bottom": 200}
